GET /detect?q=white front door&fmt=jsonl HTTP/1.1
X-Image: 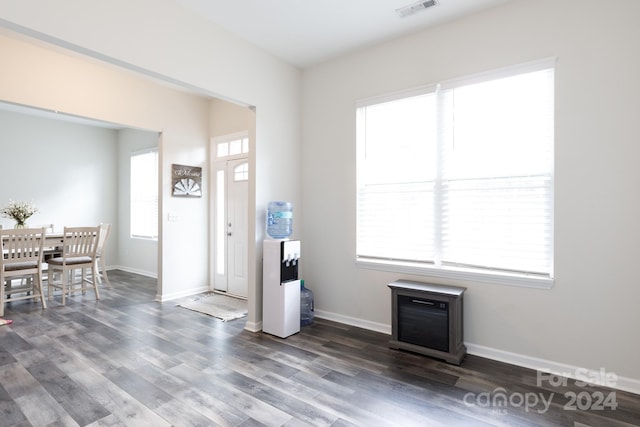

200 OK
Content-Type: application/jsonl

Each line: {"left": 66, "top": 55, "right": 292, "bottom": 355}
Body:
{"left": 214, "top": 157, "right": 249, "bottom": 298}
{"left": 225, "top": 158, "right": 249, "bottom": 297}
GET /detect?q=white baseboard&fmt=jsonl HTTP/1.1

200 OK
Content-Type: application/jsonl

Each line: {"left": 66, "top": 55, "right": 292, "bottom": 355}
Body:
{"left": 109, "top": 266, "right": 210, "bottom": 302}
{"left": 157, "top": 286, "right": 210, "bottom": 302}
{"left": 244, "top": 320, "right": 262, "bottom": 333}
{"left": 314, "top": 309, "right": 391, "bottom": 335}
{"left": 110, "top": 265, "right": 157, "bottom": 279}
{"left": 466, "top": 343, "right": 640, "bottom": 396}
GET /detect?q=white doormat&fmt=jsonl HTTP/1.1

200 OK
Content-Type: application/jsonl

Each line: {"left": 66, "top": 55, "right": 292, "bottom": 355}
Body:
{"left": 177, "top": 292, "right": 247, "bottom": 322}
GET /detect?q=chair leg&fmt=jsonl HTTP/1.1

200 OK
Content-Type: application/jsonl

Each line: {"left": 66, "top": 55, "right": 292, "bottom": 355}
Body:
{"left": 81, "top": 268, "right": 87, "bottom": 295}
{"left": 68, "top": 269, "right": 80, "bottom": 296}
{"left": 0, "top": 275, "right": 5, "bottom": 318}
{"left": 94, "top": 260, "right": 102, "bottom": 285}
{"left": 92, "top": 265, "right": 100, "bottom": 301}
{"left": 100, "top": 257, "right": 112, "bottom": 288}
{"left": 61, "top": 268, "right": 67, "bottom": 306}
{"left": 48, "top": 269, "right": 53, "bottom": 300}
{"left": 32, "top": 271, "right": 47, "bottom": 310}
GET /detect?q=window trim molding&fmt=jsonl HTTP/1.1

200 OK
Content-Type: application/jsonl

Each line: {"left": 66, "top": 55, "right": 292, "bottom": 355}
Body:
{"left": 212, "top": 131, "right": 250, "bottom": 161}
{"left": 355, "top": 57, "right": 557, "bottom": 109}
{"left": 356, "top": 84, "right": 438, "bottom": 109}
{"left": 355, "top": 58, "right": 557, "bottom": 288}
{"left": 356, "top": 257, "right": 554, "bottom": 289}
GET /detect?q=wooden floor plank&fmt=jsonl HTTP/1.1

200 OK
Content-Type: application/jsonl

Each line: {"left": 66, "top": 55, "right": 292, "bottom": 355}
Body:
{"left": 0, "top": 270, "right": 638, "bottom": 426}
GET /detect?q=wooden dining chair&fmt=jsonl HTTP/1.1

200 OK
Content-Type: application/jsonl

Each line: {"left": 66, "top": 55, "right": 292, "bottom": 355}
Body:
{"left": 0, "top": 227, "right": 47, "bottom": 317}
{"left": 47, "top": 226, "right": 100, "bottom": 305}
{"left": 33, "top": 223, "right": 58, "bottom": 280}
{"left": 34, "top": 223, "right": 58, "bottom": 258}
{"left": 95, "top": 223, "right": 112, "bottom": 287}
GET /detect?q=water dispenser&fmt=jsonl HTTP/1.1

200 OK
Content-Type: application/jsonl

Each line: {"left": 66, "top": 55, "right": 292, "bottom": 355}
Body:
{"left": 262, "top": 239, "right": 301, "bottom": 338}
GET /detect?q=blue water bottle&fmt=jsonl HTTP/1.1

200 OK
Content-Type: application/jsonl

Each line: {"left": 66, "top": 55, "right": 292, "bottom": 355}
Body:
{"left": 267, "top": 201, "right": 293, "bottom": 239}
{"left": 300, "top": 280, "right": 315, "bottom": 326}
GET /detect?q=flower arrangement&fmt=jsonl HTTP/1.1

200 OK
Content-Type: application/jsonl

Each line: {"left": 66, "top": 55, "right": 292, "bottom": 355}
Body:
{"left": 0, "top": 200, "right": 38, "bottom": 227}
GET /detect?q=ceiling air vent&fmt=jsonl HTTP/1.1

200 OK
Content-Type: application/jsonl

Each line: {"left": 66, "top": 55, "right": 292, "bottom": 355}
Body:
{"left": 396, "top": 0, "right": 438, "bottom": 18}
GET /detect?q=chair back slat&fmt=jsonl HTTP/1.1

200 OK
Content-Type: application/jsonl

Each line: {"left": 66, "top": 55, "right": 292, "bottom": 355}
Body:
{"left": 62, "top": 226, "right": 99, "bottom": 259}
{"left": 96, "top": 223, "right": 111, "bottom": 256}
{"left": 0, "top": 228, "right": 46, "bottom": 265}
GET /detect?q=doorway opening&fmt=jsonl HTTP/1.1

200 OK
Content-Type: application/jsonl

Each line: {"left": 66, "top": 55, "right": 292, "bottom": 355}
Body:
{"left": 212, "top": 132, "right": 249, "bottom": 298}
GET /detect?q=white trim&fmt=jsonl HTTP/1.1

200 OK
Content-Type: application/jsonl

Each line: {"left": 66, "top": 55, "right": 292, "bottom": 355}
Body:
{"left": 314, "top": 309, "right": 391, "bottom": 335}
{"left": 439, "top": 57, "right": 557, "bottom": 90}
{"left": 466, "top": 343, "right": 640, "bottom": 396}
{"left": 211, "top": 130, "right": 249, "bottom": 144}
{"left": 212, "top": 131, "right": 250, "bottom": 161}
{"left": 356, "top": 258, "right": 554, "bottom": 289}
{"left": 355, "top": 84, "right": 437, "bottom": 108}
{"left": 112, "top": 265, "right": 157, "bottom": 279}
{"left": 156, "top": 285, "right": 210, "bottom": 302}
{"left": 244, "top": 320, "right": 262, "bottom": 333}
{"left": 355, "top": 57, "right": 556, "bottom": 108}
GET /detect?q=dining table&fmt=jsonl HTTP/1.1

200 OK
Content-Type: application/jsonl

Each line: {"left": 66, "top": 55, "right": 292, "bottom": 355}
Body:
{"left": 43, "top": 231, "right": 64, "bottom": 247}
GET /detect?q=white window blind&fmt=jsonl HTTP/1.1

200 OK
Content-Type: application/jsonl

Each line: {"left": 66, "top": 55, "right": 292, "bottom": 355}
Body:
{"left": 356, "top": 59, "right": 554, "bottom": 282}
{"left": 357, "top": 91, "right": 437, "bottom": 263}
{"left": 130, "top": 149, "right": 158, "bottom": 239}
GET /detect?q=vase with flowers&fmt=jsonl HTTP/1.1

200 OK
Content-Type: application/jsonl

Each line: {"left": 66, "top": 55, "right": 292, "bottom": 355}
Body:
{"left": 0, "top": 200, "right": 39, "bottom": 228}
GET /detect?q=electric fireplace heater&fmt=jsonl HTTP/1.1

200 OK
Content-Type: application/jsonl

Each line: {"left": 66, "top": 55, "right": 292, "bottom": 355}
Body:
{"left": 388, "top": 280, "right": 466, "bottom": 365}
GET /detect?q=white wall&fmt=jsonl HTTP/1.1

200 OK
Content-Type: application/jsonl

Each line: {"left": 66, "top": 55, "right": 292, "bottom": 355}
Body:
{"left": 0, "top": 108, "right": 162, "bottom": 276}
{"left": 301, "top": 0, "right": 640, "bottom": 389}
{"left": 0, "top": 0, "right": 301, "bottom": 329}
{"left": 0, "top": 109, "right": 118, "bottom": 267}
{"left": 117, "top": 128, "right": 160, "bottom": 277}
{"left": 210, "top": 99, "right": 252, "bottom": 138}
{"left": 0, "top": 32, "right": 210, "bottom": 301}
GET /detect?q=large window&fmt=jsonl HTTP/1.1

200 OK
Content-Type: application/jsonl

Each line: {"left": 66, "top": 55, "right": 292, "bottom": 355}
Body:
{"left": 130, "top": 149, "right": 158, "bottom": 239}
{"left": 356, "top": 59, "right": 555, "bottom": 287}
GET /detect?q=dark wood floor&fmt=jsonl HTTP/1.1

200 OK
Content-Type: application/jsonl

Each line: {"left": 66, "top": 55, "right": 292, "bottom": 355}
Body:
{"left": 0, "top": 270, "right": 638, "bottom": 426}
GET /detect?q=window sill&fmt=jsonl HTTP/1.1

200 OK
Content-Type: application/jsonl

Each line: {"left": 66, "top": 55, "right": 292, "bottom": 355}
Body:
{"left": 131, "top": 235, "right": 158, "bottom": 242}
{"left": 355, "top": 258, "right": 554, "bottom": 289}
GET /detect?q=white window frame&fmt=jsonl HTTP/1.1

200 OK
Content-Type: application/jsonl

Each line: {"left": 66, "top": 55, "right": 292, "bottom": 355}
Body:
{"left": 130, "top": 148, "right": 159, "bottom": 240}
{"left": 214, "top": 131, "right": 249, "bottom": 160}
{"left": 356, "top": 58, "right": 555, "bottom": 289}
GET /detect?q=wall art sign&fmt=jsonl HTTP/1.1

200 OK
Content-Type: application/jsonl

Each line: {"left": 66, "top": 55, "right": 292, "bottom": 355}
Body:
{"left": 172, "top": 164, "right": 202, "bottom": 197}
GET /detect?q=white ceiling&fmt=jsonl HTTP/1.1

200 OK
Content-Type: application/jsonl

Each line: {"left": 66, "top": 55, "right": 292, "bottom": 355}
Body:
{"left": 174, "top": 0, "right": 513, "bottom": 68}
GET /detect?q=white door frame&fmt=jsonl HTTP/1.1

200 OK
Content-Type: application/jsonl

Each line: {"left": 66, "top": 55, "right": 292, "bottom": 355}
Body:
{"left": 210, "top": 132, "right": 250, "bottom": 297}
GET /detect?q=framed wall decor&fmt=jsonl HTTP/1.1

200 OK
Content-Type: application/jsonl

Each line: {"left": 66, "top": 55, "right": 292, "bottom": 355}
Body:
{"left": 172, "top": 164, "right": 202, "bottom": 197}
